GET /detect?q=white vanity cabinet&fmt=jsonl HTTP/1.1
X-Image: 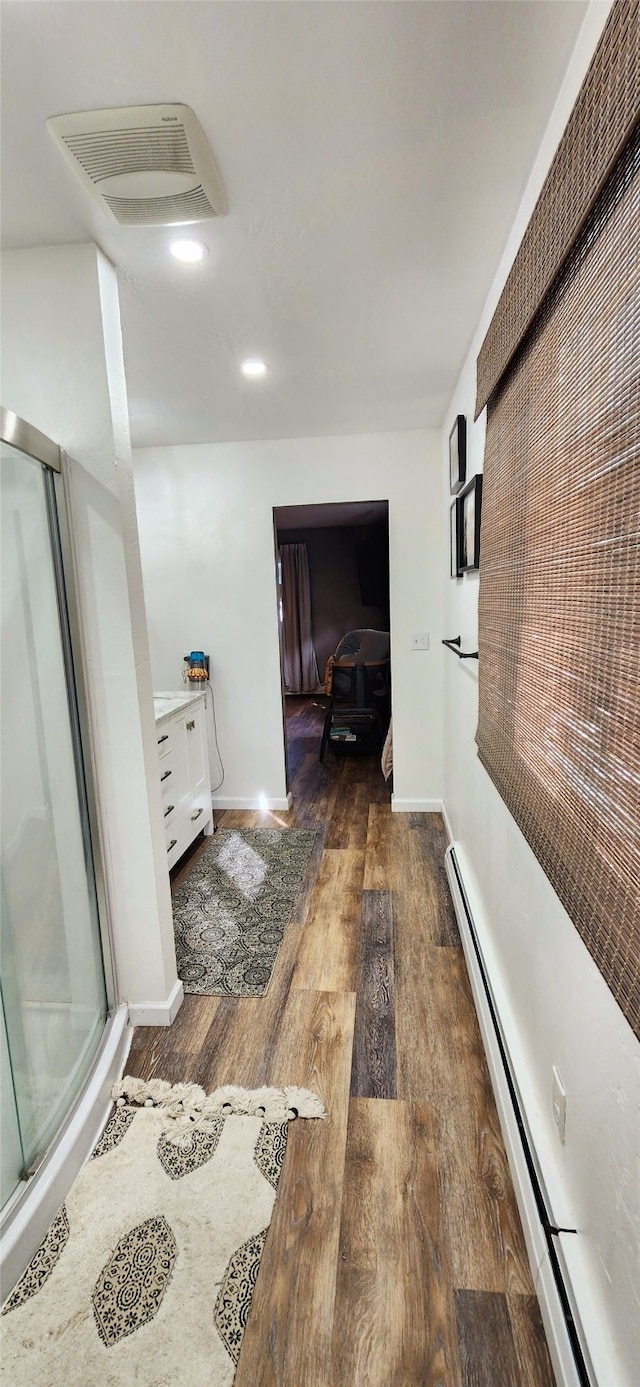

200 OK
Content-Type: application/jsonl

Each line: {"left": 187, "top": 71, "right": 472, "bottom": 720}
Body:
{"left": 154, "top": 691, "right": 213, "bottom": 870}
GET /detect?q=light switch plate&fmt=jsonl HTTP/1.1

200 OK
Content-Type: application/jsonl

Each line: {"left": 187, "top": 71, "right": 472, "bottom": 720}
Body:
{"left": 411, "top": 633, "right": 429, "bottom": 650}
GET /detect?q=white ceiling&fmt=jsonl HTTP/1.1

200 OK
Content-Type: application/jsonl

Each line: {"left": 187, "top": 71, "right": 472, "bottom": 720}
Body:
{"left": 1, "top": 1, "right": 588, "bottom": 449}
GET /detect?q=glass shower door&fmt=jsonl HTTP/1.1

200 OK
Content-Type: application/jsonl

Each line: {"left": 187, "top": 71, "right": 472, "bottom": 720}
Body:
{"left": 0, "top": 433, "right": 107, "bottom": 1208}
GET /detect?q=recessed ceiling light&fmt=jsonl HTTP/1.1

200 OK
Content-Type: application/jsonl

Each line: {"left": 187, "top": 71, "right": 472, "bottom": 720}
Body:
{"left": 241, "top": 358, "right": 267, "bottom": 378}
{"left": 169, "top": 239, "right": 208, "bottom": 263}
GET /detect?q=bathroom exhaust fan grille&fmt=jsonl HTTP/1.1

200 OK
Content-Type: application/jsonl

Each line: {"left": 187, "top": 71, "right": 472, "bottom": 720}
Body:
{"left": 46, "top": 104, "right": 227, "bottom": 226}
{"left": 104, "top": 187, "right": 215, "bottom": 226}
{"left": 61, "top": 128, "right": 195, "bottom": 182}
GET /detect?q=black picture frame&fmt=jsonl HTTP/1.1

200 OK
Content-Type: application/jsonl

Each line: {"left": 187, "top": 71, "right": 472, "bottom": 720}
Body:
{"left": 449, "top": 498, "right": 462, "bottom": 578}
{"left": 449, "top": 414, "right": 467, "bottom": 494}
{"left": 459, "top": 474, "right": 483, "bottom": 572}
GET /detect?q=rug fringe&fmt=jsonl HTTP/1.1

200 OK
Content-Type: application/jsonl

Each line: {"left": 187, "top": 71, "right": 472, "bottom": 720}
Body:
{"left": 112, "top": 1076, "right": 326, "bottom": 1124}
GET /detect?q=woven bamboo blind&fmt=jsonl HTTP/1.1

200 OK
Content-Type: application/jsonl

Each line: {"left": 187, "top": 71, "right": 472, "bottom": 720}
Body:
{"left": 477, "top": 127, "right": 640, "bottom": 1037}
{"left": 476, "top": 0, "right": 640, "bottom": 417}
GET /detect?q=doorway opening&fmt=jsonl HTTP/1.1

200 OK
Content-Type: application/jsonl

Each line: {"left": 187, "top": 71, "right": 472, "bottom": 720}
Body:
{"left": 273, "top": 500, "right": 390, "bottom": 791}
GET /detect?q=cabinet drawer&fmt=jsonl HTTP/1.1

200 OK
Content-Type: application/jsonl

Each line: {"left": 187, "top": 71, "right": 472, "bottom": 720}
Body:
{"left": 158, "top": 749, "right": 175, "bottom": 789}
{"left": 186, "top": 792, "right": 211, "bottom": 832}
{"left": 165, "top": 822, "right": 181, "bottom": 867}
{"left": 176, "top": 802, "right": 208, "bottom": 852}
{"left": 156, "top": 723, "right": 173, "bottom": 758}
{"left": 161, "top": 788, "right": 178, "bottom": 826}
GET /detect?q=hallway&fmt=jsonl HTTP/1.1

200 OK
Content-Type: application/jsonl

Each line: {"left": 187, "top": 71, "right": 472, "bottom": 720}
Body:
{"left": 128, "top": 697, "right": 555, "bottom": 1386}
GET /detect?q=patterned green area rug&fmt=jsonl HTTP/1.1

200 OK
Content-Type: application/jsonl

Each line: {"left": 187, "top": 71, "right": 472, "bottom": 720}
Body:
{"left": 1, "top": 1076, "right": 325, "bottom": 1386}
{"left": 172, "top": 828, "right": 317, "bottom": 996}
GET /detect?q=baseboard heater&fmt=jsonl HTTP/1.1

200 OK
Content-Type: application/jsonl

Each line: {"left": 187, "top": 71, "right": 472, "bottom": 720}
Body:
{"left": 444, "top": 843, "right": 596, "bottom": 1387}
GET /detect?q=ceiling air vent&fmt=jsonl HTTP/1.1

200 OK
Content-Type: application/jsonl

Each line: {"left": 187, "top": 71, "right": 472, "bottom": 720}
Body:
{"left": 46, "top": 104, "right": 227, "bottom": 226}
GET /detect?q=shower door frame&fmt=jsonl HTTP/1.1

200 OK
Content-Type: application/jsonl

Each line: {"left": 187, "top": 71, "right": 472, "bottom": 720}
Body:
{"left": 1, "top": 407, "right": 117, "bottom": 1014}
{"left": 0, "top": 408, "right": 128, "bottom": 1299}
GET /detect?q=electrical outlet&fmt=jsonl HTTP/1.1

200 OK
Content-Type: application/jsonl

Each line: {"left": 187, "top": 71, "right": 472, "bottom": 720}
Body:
{"left": 410, "top": 633, "right": 430, "bottom": 650}
{"left": 552, "top": 1066, "right": 567, "bottom": 1144}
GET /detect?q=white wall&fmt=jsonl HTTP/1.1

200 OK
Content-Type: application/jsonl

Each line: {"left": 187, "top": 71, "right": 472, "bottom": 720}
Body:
{"left": 442, "top": 4, "right": 639, "bottom": 1384}
{"left": 1, "top": 244, "right": 181, "bottom": 1020}
{"left": 134, "top": 429, "right": 443, "bottom": 812}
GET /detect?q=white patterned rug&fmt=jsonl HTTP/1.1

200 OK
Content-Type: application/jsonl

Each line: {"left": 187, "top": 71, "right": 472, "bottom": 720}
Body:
{"left": 172, "top": 828, "right": 318, "bottom": 997}
{"left": 1, "top": 1076, "right": 325, "bottom": 1386}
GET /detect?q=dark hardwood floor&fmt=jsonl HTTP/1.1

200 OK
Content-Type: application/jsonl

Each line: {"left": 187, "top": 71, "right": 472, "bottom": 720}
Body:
{"left": 128, "top": 696, "right": 555, "bottom": 1387}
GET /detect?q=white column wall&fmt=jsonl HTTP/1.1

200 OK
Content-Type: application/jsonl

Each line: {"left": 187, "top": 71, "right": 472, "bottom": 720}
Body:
{"left": 1, "top": 244, "right": 180, "bottom": 1020}
{"left": 442, "top": 5, "right": 639, "bottom": 1384}
{"left": 133, "top": 429, "right": 444, "bottom": 812}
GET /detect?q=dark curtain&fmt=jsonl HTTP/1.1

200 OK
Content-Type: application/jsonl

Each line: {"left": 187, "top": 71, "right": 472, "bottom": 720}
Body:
{"left": 280, "top": 543, "right": 320, "bottom": 693}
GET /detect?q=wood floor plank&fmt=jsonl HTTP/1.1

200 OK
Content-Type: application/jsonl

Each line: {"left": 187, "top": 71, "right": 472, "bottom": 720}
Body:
{"left": 287, "top": 732, "right": 323, "bottom": 779}
{"left": 324, "top": 779, "right": 370, "bottom": 849}
{"left": 176, "top": 995, "right": 224, "bottom": 1056}
{"left": 363, "top": 803, "right": 390, "bottom": 890}
{"left": 127, "top": 994, "right": 222, "bottom": 1074}
{"left": 331, "top": 1098, "right": 462, "bottom": 1387}
{"left": 395, "top": 943, "right": 486, "bottom": 1102}
{"left": 124, "top": 1033, "right": 190, "bottom": 1085}
{"left": 217, "top": 809, "right": 262, "bottom": 829}
{"left": 371, "top": 772, "right": 391, "bottom": 803}
{"left": 363, "top": 802, "right": 402, "bottom": 890}
{"left": 393, "top": 892, "right": 532, "bottom": 1293}
{"left": 507, "top": 1295, "right": 557, "bottom": 1387}
{"left": 396, "top": 818, "right": 456, "bottom": 946}
{"left": 235, "top": 989, "right": 356, "bottom": 1387}
{"left": 413, "top": 813, "right": 460, "bottom": 945}
{"left": 126, "top": 995, "right": 223, "bottom": 1080}
{"left": 350, "top": 891, "right": 397, "bottom": 1099}
{"left": 290, "top": 848, "right": 364, "bottom": 993}
{"left": 436, "top": 1091, "right": 533, "bottom": 1296}
{"left": 216, "top": 807, "right": 298, "bottom": 830}
{"left": 385, "top": 811, "right": 431, "bottom": 896}
{"left": 186, "top": 996, "right": 278, "bottom": 1089}
{"left": 288, "top": 824, "right": 326, "bottom": 927}
{"left": 335, "top": 752, "right": 382, "bottom": 787}
{"left": 454, "top": 1290, "right": 520, "bottom": 1387}
{"left": 290, "top": 751, "right": 340, "bottom": 827}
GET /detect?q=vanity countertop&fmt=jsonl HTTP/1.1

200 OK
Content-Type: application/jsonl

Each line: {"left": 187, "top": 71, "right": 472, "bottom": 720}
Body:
{"left": 153, "top": 689, "right": 206, "bottom": 723}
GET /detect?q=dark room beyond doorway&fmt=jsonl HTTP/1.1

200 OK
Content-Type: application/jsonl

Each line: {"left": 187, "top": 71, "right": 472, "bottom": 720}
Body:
{"left": 274, "top": 500, "right": 390, "bottom": 692}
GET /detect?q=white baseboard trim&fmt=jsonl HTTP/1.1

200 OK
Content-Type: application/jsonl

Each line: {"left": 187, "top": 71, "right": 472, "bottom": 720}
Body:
{"left": 446, "top": 847, "right": 547, "bottom": 1280}
{"left": 536, "top": 1250, "right": 585, "bottom": 1387}
{"left": 212, "top": 794, "right": 292, "bottom": 811}
{"left": 444, "top": 843, "right": 588, "bottom": 1387}
{"left": 127, "top": 977, "right": 184, "bottom": 1028}
{"left": 441, "top": 801, "right": 454, "bottom": 844}
{"left": 391, "top": 796, "right": 443, "bottom": 813}
{"left": 1, "top": 1005, "right": 131, "bottom": 1302}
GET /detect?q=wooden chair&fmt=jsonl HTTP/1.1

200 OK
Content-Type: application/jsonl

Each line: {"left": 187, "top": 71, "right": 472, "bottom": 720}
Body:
{"left": 319, "top": 656, "right": 390, "bottom": 762}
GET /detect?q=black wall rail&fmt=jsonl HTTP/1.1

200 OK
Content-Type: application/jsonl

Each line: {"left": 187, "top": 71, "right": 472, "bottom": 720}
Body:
{"left": 442, "top": 636, "right": 479, "bottom": 660}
